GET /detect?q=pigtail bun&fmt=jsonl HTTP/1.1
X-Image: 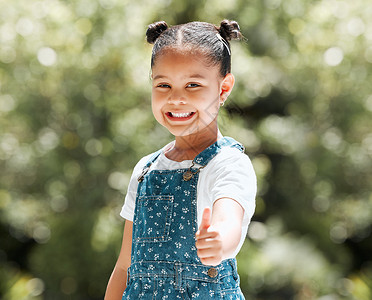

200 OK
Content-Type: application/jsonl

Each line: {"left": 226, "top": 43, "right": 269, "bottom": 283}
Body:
{"left": 146, "top": 21, "right": 168, "bottom": 44}
{"left": 219, "top": 20, "right": 241, "bottom": 41}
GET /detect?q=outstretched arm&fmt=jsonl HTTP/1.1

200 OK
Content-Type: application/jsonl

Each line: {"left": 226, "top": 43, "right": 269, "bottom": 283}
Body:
{"left": 104, "top": 220, "right": 133, "bottom": 300}
{"left": 195, "top": 198, "right": 244, "bottom": 266}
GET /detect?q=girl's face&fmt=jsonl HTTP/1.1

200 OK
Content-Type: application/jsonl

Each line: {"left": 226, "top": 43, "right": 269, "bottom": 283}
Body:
{"left": 151, "top": 49, "right": 233, "bottom": 138}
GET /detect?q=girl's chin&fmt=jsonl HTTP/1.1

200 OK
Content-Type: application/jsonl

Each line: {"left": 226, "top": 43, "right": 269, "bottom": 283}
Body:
{"left": 167, "top": 127, "right": 199, "bottom": 137}
{"left": 166, "top": 124, "right": 217, "bottom": 138}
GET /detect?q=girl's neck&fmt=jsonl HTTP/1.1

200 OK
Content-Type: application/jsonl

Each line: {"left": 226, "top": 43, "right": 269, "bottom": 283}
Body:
{"left": 165, "top": 125, "right": 223, "bottom": 162}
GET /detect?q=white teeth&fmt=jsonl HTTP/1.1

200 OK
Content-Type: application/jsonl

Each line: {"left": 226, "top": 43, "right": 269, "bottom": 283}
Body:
{"left": 171, "top": 112, "right": 192, "bottom": 118}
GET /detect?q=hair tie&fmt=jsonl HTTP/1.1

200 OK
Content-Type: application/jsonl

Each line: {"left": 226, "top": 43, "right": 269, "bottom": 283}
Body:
{"left": 216, "top": 33, "right": 231, "bottom": 56}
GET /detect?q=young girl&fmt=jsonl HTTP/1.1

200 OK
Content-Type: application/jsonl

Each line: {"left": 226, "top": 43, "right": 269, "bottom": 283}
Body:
{"left": 105, "top": 20, "right": 256, "bottom": 299}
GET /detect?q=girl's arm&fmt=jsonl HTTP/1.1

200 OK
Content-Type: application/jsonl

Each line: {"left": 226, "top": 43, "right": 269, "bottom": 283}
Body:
{"left": 195, "top": 198, "right": 243, "bottom": 266}
{"left": 104, "top": 220, "right": 133, "bottom": 300}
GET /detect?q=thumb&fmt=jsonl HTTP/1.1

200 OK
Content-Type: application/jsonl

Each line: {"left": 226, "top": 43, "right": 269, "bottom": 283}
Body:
{"left": 199, "top": 207, "right": 211, "bottom": 230}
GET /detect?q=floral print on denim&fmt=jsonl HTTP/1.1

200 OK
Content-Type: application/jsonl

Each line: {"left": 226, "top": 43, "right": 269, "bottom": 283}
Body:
{"left": 123, "top": 137, "right": 245, "bottom": 299}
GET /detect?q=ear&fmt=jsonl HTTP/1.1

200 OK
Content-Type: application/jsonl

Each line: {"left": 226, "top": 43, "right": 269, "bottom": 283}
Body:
{"left": 219, "top": 73, "right": 235, "bottom": 104}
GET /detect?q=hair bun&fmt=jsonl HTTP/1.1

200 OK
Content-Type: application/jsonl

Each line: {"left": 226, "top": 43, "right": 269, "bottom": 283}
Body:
{"left": 146, "top": 21, "right": 168, "bottom": 44}
{"left": 219, "top": 20, "right": 241, "bottom": 41}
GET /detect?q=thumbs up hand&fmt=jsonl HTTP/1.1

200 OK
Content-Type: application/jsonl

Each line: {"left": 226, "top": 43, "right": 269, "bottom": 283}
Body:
{"left": 198, "top": 206, "right": 212, "bottom": 231}
{"left": 195, "top": 207, "right": 223, "bottom": 266}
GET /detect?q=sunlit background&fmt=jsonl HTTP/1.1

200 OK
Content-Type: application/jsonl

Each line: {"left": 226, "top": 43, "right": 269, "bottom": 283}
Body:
{"left": 1, "top": 0, "right": 371, "bottom": 299}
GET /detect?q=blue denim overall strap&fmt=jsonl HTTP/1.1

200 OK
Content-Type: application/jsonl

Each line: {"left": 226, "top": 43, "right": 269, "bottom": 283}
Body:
{"left": 193, "top": 137, "right": 244, "bottom": 167}
{"left": 123, "top": 137, "right": 245, "bottom": 299}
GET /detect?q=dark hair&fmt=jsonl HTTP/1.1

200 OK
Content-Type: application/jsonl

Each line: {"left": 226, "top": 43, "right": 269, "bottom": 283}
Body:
{"left": 146, "top": 20, "right": 241, "bottom": 77}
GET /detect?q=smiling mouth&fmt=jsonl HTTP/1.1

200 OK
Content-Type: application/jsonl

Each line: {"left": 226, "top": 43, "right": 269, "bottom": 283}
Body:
{"left": 166, "top": 112, "right": 195, "bottom": 119}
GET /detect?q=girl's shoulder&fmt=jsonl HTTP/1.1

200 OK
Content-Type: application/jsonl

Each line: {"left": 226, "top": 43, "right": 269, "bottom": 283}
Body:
{"left": 215, "top": 144, "right": 253, "bottom": 163}
{"left": 205, "top": 145, "right": 255, "bottom": 176}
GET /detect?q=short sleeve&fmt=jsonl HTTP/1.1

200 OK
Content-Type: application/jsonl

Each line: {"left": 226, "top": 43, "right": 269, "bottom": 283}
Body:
{"left": 210, "top": 148, "right": 257, "bottom": 225}
{"left": 120, "top": 155, "right": 151, "bottom": 221}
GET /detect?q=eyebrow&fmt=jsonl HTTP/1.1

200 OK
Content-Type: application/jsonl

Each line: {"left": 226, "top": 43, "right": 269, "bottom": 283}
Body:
{"left": 152, "top": 74, "right": 206, "bottom": 80}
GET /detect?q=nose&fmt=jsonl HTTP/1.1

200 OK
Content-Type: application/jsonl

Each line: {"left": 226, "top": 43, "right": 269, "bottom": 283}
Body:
{"left": 167, "top": 90, "right": 186, "bottom": 105}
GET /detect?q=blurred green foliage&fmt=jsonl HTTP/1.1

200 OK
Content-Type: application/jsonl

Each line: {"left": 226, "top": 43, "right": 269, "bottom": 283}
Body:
{"left": 1, "top": 0, "right": 371, "bottom": 299}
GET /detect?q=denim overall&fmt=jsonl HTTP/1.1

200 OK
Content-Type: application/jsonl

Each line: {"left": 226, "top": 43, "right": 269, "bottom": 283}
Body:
{"left": 123, "top": 137, "right": 245, "bottom": 299}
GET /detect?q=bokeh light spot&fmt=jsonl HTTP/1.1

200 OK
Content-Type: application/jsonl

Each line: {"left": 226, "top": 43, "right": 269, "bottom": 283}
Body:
{"left": 16, "top": 18, "right": 35, "bottom": 37}
{"left": 26, "top": 278, "right": 45, "bottom": 296}
{"left": 50, "top": 195, "right": 69, "bottom": 213}
{"left": 75, "top": 18, "right": 92, "bottom": 35}
{"left": 61, "top": 277, "right": 77, "bottom": 295}
{"left": 324, "top": 47, "right": 344, "bottom": 66}
{"left": 108, "top": 171, "right": 129, "bottom": 191}
{"left": 33, "top": 223, "right": 51, "bottom": 244}
{"left": 85, "top": 139, "right": 103, "bottom": 156}
{"left": 0, "top": 94, "right": 17, "bottom": 113}
{"left": 248, "top": 221, "right": 268, "bottom": 241}
{"left": 330, "top": 223, "right": 347, "bottom": 244}
{"left": 37, "top": 47, "right": 57, "bottom": 66}
{"left": 288, "top": 18, "right": 305, "bottom": 35}
{"left": 347, "top": 18, "right": 365, "bottom": 37}
{"left": 62, "top": 132, "right": 80, "bottom": 149}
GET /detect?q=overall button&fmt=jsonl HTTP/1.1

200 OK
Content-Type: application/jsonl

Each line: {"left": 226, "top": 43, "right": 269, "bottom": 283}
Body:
{"left": 207, "top": 267, "right": 218, "bottom": 278}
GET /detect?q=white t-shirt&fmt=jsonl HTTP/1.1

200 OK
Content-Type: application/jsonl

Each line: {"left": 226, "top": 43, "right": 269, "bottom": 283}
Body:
{"left": 120, "top": 142, "right": 257, "bottom": 258}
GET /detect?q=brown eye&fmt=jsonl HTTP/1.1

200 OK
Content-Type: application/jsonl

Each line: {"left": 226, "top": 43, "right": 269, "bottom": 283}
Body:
{"left": 187, "top": 83, "right": 200, "bottom": 88}
{"left": 157, "top": 84, "right": 171, "bottom": 88}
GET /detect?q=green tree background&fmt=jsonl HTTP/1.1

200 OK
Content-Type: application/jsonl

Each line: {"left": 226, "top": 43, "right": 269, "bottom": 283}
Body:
{"left": 1, "top": 0, "right": 371, "bottom": 299}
